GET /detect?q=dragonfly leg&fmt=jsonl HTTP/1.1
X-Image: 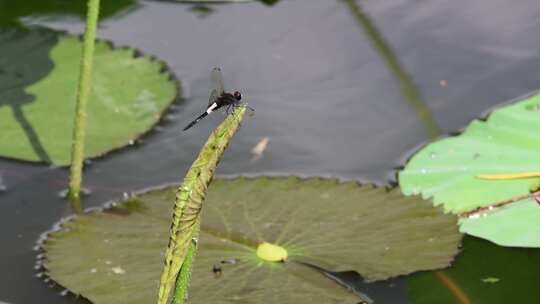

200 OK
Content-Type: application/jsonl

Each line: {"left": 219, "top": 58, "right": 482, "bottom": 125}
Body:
{"left": 232, "top": 102, "right": 255, "bottom": 117}
{"left": 245, "top": 105, "right": 255, "bottom": 117}
{"left": 225, "top": 104, "right": 234, "bottom": 115}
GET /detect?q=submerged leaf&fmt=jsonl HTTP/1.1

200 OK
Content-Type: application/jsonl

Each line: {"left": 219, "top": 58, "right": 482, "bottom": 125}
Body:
{"left": 0, "top": 29, "right": 178, "bottom": 164}
{"left": 407, "top": 236, "right": 540, "bottom": 303}
{"left": 42, "top": 177, "right": 461, "bottom": 303}
{"left": 399, "top": 92, "right": 540, "bottom": 247}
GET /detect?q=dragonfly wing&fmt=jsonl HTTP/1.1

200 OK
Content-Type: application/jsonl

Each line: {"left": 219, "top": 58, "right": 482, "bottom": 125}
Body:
{"left": 211, "top": 67, "right": 225, "bottom": 95}
{"left": 208, "top": 89, "right": 219, "bottom": 108}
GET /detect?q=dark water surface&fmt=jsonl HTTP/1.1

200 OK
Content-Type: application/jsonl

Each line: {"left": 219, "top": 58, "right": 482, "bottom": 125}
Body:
{"left": 2, "top": 0, "right": 540, "bottom": 303}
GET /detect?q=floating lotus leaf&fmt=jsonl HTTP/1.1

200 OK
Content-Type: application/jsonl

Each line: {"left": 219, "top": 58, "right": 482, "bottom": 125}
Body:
{"left": 0, "top": 0, "right": 136, "bottom": 28}
{"left": 0, "top": 28, "right": 178, "bottom": 164}
{"left": 399, "top": 92, "right": 540, "bottom": 247}
{"left": 42, "top": 177, "right": 461, "bottom": 304}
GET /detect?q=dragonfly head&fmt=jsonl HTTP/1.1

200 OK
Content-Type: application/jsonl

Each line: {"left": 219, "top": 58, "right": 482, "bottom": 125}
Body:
{"left": 233, "top": 91, "right": 242, "bottom": 101}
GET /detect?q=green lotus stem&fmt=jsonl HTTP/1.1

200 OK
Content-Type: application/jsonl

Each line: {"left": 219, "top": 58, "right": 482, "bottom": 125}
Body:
{"left": 158, "top": 106, "right": 247, "bottom": 304}
{"left": 172, "top": 227, "right": 199, "bottom": 304}
{"left": 68, "top": 0, "right": 101, "bottom": 208}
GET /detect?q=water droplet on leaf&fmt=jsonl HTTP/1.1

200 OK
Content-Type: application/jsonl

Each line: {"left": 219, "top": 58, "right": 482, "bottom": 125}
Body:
{"left": 57, "top": 188, "right": 91, "bottom": 198}
{"left": 111, "top": 266, "right": 125, "bottom": 275}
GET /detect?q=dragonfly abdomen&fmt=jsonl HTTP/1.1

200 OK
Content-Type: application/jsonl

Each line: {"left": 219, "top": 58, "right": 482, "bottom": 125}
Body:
{"left": 183, "top": 112, "right": 209, "bottom": 131}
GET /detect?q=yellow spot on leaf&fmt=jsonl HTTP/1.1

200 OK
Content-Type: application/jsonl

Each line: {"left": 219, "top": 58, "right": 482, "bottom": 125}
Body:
{"left": 256, "top": 242, "right": 288, "bottom": 262}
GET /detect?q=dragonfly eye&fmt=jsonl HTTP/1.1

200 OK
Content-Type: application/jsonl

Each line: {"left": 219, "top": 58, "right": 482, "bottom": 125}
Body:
{"left": 233, "top": 91, "right": 242, "bottom": 100}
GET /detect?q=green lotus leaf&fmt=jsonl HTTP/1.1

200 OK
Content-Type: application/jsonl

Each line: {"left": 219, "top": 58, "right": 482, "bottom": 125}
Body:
{"left": 0, "top": 0, "right": 136, "bottom": 28}
{"left": 408, "top": 236, "right": 540, "bottom": 304}
{"left": 0, "top": 28, "right": 178, "bottom": 164}
{"left": 42, "top": 177, "right": 461, "bottom": 304}
{"left": 399, "top": 92, "right": 540, "bottom": 247}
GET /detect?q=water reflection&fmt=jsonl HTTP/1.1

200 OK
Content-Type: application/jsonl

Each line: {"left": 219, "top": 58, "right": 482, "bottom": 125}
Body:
{"left": 189, "top": 4, "right": 215, "bottom": 18}
{"left": 154, "top": 0, "right": 280, "bottom": 5}
{"left": 342, "top": 0, "right": 441, "bottom": 139}
{"left": 155, "top": 0, "right": 281, "bottom": 18}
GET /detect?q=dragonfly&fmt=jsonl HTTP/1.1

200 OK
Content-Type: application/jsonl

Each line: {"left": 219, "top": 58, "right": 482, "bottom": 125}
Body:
{"left": 183, "top": 67, "right": 249, "bottom": 131}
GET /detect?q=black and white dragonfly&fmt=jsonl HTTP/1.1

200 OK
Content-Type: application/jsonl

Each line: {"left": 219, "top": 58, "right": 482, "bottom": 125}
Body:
{"left": 183, "top": 67, "right": 249, "bottom": 131}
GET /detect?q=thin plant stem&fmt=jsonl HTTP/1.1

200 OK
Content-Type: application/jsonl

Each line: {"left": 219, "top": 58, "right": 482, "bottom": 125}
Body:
{"left": 459, "top": 189, "right": 540, "bottom": 219}
{"left": 68, "top": 0, "right": 101, "bottom": 210}
{"left": 172, "top": 226, "right": 199, "bottom": 304}
{"left": 434, "top": 271, "right": 471, "bottom": 304}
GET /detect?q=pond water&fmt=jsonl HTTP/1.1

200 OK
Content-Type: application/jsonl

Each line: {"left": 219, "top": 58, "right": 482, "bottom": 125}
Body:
{"left": 1, "top": 0, "right": 540, "bottom": 303}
